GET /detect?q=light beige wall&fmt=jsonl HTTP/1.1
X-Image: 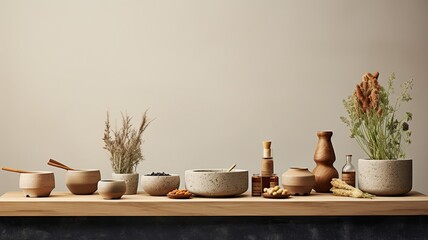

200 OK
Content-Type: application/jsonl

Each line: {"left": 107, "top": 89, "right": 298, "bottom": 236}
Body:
{"left": 1, "top": 0, "right": 427, "bottom": 194}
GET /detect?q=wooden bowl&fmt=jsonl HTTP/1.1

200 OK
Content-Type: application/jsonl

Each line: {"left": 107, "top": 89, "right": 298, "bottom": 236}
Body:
{"left": 262, "top": 193, "right": 290, "bottom": 199}
{"left": 167, "top": 192, "right": 192, "bottom": 199}
{"left": 19, "top": 171, "right": 55, "bottom": 197}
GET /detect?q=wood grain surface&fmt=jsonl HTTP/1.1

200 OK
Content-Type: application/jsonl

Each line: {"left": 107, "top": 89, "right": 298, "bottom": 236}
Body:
{"left": 0, "top": 191, "right": 427, "bottom": 216}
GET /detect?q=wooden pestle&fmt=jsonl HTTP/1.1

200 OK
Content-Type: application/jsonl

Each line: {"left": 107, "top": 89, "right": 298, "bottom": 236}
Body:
{"left": 1, "top": 167, "right": 33, "bottom": 174}
{"left": 47, "top": 159, "right": 75, "bottom": 171}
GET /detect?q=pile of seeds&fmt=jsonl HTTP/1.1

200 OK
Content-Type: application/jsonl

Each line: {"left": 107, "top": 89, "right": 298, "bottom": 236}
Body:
{"left": 263, "top": 186, "right": 288, "bottom": 196}
{"left": 145, "top": 172, "right": 171, "bottom": 176}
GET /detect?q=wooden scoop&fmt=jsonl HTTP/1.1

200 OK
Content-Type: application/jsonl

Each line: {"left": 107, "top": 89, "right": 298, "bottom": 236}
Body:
{"left": 47, "top": 159, "right": 75, "bottom": 171}
{"left": 2, "top": 167, "right": 33, "bottom": 174}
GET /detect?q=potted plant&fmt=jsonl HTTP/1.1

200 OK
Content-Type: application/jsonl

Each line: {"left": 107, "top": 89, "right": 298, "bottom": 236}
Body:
{"left": 103, "top": 110, "right": 152, "bottom": 194}
{"left": 341, "top": 72, "right": 413, "bottom": 195}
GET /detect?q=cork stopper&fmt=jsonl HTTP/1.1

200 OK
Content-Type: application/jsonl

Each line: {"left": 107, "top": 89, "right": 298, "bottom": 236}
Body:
{"left": 263, "top": 141, "right": 272, "bottom": 158}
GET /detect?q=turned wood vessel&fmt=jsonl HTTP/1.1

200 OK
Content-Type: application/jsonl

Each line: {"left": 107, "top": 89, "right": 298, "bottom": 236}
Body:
{"left": 312, "top": 131, "right": 338, "bottom": 193}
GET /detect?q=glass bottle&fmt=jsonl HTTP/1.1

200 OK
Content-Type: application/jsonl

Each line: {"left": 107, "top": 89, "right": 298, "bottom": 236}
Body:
{"left": 261, "top": 141, "right": 274, "bottom": 176}
{"left": 261, "top": 141, "right": 274, "bottom": 191}
{"left": 252, "top": 174, "right": 262, "bottom": 196}
{"left": 261, "top": 176, "right": 271, "bottom": 191}
{"left": 342, "top": 154, "right": 356, "bottom": 187}
{"left": 269, "top": 174, "right": 279, "bottom": 188}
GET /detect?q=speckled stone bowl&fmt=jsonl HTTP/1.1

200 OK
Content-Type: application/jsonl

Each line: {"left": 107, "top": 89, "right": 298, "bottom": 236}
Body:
{"left": 185, "top": 169, "right": 248, "bottom": 197}
{"left": 19, "top": 171, "right": 55, "bottom": 197}
{"left": 141, "top": 174, "right": 180, "bottom": 196}
{"left": 358, "top": 159, "right": 412, "bottom": 196}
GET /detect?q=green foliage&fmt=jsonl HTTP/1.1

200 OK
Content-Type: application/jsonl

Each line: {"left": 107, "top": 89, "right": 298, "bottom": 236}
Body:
{"left": 341, "top": 73, "right": 413, "bottom": 160}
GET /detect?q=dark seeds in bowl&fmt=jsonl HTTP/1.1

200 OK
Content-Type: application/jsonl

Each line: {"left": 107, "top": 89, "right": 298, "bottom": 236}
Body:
{"left": 145, "top": 172, "right": 171, "bottom": 176}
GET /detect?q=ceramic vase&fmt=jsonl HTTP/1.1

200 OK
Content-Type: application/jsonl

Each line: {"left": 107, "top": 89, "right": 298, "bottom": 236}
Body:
{"left": 66, "top": 169, "right": 101, "bottom": 195}
{"left": 112, "top": 173, "right": 139, "bottom": 195}
{"left": 312, "top": 131, "right": 338, "bottom": 193}
{"left": 358, "top": 159, "right": 412, "bottom": 196}
{"left": 19, "top": 172, "right": 55, "bottom": 197}
{"left": 281, "top": 167, "right": 315, "bottom": 195}
{"left": 98, "top": 179, "right": 126, "bottom": 199}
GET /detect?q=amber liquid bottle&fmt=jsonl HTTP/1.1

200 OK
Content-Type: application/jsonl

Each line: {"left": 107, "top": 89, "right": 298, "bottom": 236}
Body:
{"left": 342, "top": 155, "right": 356, "bottom": 187}
{"left": 270, "top": 174, "right": 279, "bottom": 188}
{"left": 252, "top": 174, "right": 262, "bottom": 196}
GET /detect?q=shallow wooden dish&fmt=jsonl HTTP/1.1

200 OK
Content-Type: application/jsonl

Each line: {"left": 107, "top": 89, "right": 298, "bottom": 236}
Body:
{"left": 167, "top": 193, "right": 192, "bottom": 199}
{"left": 262, "top": 193, "right": 290, "bottom": 199}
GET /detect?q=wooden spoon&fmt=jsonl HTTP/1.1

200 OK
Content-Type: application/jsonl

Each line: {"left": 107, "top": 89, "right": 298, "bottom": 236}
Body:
{"left": 2, "top": 167, "right": 33, "bottom": 174}
{"left": 47, "top": 159, "right": 75, "bottom": 171}
{"left": 48, "top": 159, "right": 71, "bottom": 168}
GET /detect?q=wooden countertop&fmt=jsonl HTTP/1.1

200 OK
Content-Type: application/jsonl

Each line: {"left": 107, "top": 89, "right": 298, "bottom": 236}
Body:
{"left": 1, "top": 191, "right": 427, "bottom": 216}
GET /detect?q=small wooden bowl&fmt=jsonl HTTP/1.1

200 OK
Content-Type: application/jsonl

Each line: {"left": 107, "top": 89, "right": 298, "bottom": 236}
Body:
{"left": 262, "top": 192, "right": 290, "bottom": 199}
{"left": 167, "top": 193, "right": 192, "bottom": 199}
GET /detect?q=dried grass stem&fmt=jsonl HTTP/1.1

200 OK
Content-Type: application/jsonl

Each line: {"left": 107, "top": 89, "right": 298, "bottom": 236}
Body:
{"left": 103, "top": 110, "right": 152, "bottom": 174}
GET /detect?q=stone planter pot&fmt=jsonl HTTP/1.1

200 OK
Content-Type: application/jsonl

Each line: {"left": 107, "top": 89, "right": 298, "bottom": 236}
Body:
{"left": 358, "top": 159, "right": 412, "bottom": 196}
{"left": 112, "top": 173, "right": 139, "bottom": 195}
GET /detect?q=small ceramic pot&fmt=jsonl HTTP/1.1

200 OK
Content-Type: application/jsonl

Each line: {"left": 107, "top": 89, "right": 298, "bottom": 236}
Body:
{"left": 112, "top": 173, "right": 139, "bottom": 195}
{"left": 185, "top": 169, "right": 248, "bottom": 197}
{"left": 66, "top": 169, "right": 101, "bottom": 195}
{"left": 98, "top": 179, "right": 126, "bottom": 199}
{"left": 282, "top": 167, "right": 315, "bottom": 195}
{"left": 141, "top": 174, "right": 180, "bottom": 196}
{"left": 358, "top": 159, "right": 412, "bottom": 196}
{"left": 19, "top": 171, "right": 55, "bottom": 197}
